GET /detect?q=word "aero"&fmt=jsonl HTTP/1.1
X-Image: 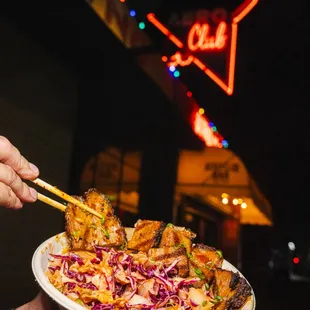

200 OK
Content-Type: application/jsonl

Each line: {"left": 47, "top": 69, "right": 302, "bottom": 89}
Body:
{"left": 187, "top": 21, "right": 228, "bottom": 51}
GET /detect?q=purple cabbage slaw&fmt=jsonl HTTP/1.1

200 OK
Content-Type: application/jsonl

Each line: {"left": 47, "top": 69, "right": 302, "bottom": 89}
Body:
{"left": 47, "top": 246, "right": 203, "bottom": 310}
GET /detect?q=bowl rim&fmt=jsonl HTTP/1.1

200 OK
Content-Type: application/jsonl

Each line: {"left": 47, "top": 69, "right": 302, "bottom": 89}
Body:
{"left": 32, "top": 232, "right": 256, "bottom": 310}
{"left": 32, "top": 233, "right": 86, "bottom": 310}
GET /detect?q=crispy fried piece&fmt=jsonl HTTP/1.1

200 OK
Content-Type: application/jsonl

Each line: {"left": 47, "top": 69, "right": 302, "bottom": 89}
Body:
{"left": 127, "top": 219, "right": 166, "bottom": 252}
{"left": 159, "top": 224, "right": 196, "bottom": 254}
{"left": 65, "top": 189, "right": 126, "bottom": 251}
{"left": 65, "top": 195, "right": 88, "bottom": 249}
{"left": 83, "top": 189, "right": 126, "bottom": 250}
{"left": 148, "top": 246, "right": 189, "bottom": 277}
{"left": 211, "top": 269, "right": 252, "bottom": 310}
{"left": 189, "top": 244, "right": 224, "bottom": 287}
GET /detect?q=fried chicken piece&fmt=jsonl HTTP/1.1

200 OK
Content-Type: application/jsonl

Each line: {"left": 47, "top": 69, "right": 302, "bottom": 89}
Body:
{"left": 127, "top": 219, "right": 166, "bottom": 252}
{"left": 65, "top": 195, "right": 88, "bottom": 249}
{"left": 211, "top": 269, "right": 252, "bottom": 310}
{"left": 148, "top": 246, "right": 189, "bottom": 277}
{"left": 65, "top": 189, "right": 126, "bottom": 251}
{"left": 189, "top": 244, "right": 224, "bottom": 287}
{"left": 159, "top": 224, "right": 196, "bottom": 254}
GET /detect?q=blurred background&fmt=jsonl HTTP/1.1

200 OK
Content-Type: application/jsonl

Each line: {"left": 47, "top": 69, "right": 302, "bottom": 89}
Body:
{"left": 0, "top": 0, "right": 308, "bottom": 308}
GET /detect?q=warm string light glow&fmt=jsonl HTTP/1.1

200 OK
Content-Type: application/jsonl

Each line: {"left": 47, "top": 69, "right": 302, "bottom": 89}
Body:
{"left": 241, "top": 202, "right": 247, "bottom": 209}
{"left": 147, "top": 0, "right": 259, "bottom": 96}
{"left": 117, "top": 0, "right": 228, "bottom": 148}
{"left": 221, "top": 194, "right": 247, "bottom": 209}
{"left": 222, "top": 197, "right": 229, "bottom": 205}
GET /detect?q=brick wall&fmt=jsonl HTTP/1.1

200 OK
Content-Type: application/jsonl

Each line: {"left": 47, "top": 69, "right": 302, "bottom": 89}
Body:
{"left": 0, "top": 18, "right": 77, "bottom": 307}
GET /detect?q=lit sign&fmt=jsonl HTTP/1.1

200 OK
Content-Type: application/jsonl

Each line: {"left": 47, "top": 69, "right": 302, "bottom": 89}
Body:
{"left": 192, "top": 111, "right": 224, "bottom": 148}
{"left": 187, "top": 22, "right": 228, "bottom": 52}
{"left": 205, "top": 162, "right": 240, "bottom": 182}
{"left": 147, "top": 0, "right": 259, "bottom": 95}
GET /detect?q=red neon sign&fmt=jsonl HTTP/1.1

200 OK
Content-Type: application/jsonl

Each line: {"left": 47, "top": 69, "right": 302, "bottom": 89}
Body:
{"left": 192, "top": 111, "right": 223, "bottom": 148}
{"left": 188, "top": 21, "right": 228, "bottom": 51}
{"left": 147, "top": 0, "right": 259, "bottom": 95}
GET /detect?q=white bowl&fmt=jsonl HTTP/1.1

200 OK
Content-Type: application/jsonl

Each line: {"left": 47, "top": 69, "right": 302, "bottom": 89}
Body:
{"left": 32, "top": 231, "right": 256, "bottom": 310}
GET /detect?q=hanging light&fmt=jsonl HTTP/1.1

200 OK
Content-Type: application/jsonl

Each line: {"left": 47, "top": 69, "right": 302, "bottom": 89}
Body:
{"left": 241, "top": 202, "right": 247, "bottom": 209}
{"left": 222, "top": 197, "right": 229, "bottom": 204}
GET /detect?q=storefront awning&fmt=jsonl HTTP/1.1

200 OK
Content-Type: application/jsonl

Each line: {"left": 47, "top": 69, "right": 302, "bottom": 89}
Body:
{"left": 81, "top": 147, "right": 272, "bottom": 226}
{"left": 175, "top": 148, "right": 272, "bottom": 226}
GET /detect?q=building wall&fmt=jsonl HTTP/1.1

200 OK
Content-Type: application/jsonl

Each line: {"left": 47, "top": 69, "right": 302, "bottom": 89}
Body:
{"left": 0, "top": 18, "right": 77, "bottom": 308}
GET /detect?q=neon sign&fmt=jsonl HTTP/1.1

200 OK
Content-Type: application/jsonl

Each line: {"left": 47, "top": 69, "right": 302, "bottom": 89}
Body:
{"left": 188, "top": 22, "right": 228, "bottom": 51}
{"left": 192, "top": 111, "right": 223, "bottom": 148}
{"left": 147, "top": 0, "right": 259, "bottom": 95}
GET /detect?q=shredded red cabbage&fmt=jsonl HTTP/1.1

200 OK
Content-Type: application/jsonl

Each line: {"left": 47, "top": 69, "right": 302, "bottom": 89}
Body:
{"left": 49, "top": 246, "right": 202, "bottom": 309}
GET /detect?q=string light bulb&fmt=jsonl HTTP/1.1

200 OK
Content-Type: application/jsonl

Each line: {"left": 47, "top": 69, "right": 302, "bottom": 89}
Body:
{"left": 169, "top": 66, "right": 176, "bottom": 72}
{"left": 241, "top": 202, "right": 247, "bottom": 209}
{"left": 222, "top": 197, "right": 229, "bottom": 205}
{"left": 138, "top": 22, "right": 145, "bottom": 29}
{"left": 222, "top": 140, "right": 229, "bottom": 148}
{"left": 232, "top": 198, "right": 238, "bottom": 205}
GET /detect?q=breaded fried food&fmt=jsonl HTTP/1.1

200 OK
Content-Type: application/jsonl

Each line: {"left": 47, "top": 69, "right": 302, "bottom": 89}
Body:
{"left": 211, "top": 268, "right": 252, "bottom": 310}
{"left": 159, "top": 223, "right": 196, "bottom": 253}
{"left": 127, "top": 219, "right": 166, "bottom": 252}
{"left": 148, "top": 246, "right": 189, "bottom": 277}
{"left": 65, "top": 189, "right": 126, "bottom": 251}
{"left": 189, "top": 244, "right": 224, "bottom": 286}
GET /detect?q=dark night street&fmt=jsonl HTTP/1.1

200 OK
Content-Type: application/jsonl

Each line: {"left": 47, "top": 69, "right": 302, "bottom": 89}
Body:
{"left": 245, "top": 270, "right": 310, "bottom": 309}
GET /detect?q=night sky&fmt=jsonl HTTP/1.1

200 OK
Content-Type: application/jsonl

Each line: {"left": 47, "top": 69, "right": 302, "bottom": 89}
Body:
{"left": 1, "top": 0, "right": 307, "bottom": 241}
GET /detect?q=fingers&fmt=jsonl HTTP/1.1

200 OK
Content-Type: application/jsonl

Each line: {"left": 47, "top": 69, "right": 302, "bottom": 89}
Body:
{"left": 0, "top": 182, "right": 23, "bottom": 209}
{"left": 0, "top": 163, "right": 37, "bottom": 203}
{"left": 0, "top": 136, "right": 39, "bottom": 180}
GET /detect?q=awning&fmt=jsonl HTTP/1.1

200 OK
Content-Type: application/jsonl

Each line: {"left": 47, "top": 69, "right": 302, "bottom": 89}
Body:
{"left": 175, "top": 148, "right": 273, "bottom": 226}
{"left": 81, "top": 147, "right": 272, "bottom": 226}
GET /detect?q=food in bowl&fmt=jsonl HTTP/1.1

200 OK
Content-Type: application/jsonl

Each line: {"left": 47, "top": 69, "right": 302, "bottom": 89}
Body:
{"left": 45, "top": 189, "right": 253, "bottom": 310}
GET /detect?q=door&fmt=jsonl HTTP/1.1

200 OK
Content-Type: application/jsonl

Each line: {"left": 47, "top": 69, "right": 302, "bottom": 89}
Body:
{"left": 177, "top": 196, "right": 224, "bottom": 249}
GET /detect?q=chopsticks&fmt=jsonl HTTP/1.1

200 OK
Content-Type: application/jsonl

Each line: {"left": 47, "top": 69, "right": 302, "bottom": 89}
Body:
{"left": 31, "top": 178, "right": 103, "bottom": 218}
{"left": 37, "top": 193, "right": 66, "bottom": 212}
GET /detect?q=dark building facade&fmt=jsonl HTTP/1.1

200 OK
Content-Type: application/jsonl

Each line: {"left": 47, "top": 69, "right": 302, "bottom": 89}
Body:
{"left": 0, "top": 1, "right": 272, "bottom": 307}
{"left": 0, "top": 3, "right": 198, "bottom": 307}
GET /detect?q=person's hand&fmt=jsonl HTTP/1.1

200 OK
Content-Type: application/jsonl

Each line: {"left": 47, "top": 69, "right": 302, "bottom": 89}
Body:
{"left": 0, "top": 136, "right": 39, "bottom": 209}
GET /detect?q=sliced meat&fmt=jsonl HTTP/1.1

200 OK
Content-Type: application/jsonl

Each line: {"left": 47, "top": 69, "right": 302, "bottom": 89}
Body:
{"left": 127, "top": 219, "right": 166, "bottom": 252}
{"left": 211, "top": 269, "right": 252, "bottom": 310}
{"left": 65, "top": 195, "right": 88, "bottom": 249}
{"left": 159, "top": 224, "right": 196, "bottom": 254}
{"left": 148, "top": 246, "right": 189, "bottom": 277}
{"left": 83, "top": 189, "right": 126, "bottom": 250}
{"left": 65, "top": 188, "right": 126, "bottom": 251}
{"left": 189, "top": 244, "right": 224, "bottom": 287}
